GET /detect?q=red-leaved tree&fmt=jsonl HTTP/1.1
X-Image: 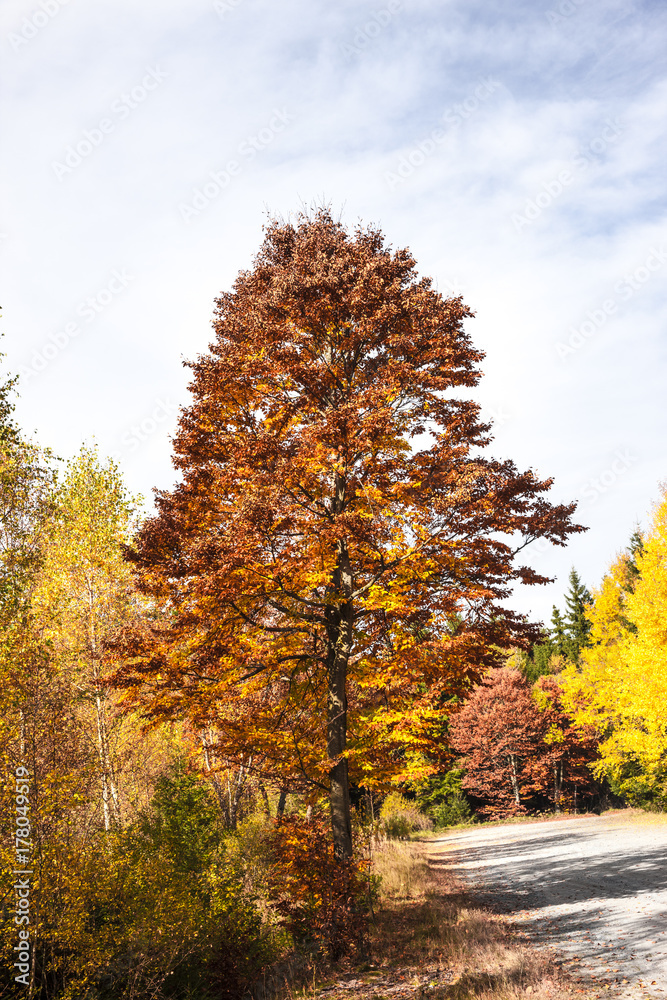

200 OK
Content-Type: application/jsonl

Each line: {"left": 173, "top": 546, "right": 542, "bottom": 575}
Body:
{"left": 450, "top": 668, "right": 600, "bottom": 816}
{"left": 449, "top": 668, "right": 549, "bottom": 816}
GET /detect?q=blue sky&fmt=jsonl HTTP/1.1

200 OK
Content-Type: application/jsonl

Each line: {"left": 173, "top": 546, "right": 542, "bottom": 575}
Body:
{"left": 1, "top": 0, "right": 666, "bottom": 626}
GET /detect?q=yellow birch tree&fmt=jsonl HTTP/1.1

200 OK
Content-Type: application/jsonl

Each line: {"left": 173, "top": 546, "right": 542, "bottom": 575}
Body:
{"left": 32, "top": 445, "right": 141, "bottom": 829}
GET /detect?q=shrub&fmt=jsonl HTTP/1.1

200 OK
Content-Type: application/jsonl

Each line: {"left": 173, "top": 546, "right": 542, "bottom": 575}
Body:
{"left": 3, "top": 762, "right": 280, "bottom": 1000}
{"left": 267, "top": 814, "right": 373, "bottom": 960}
{"left": 379, "top": 792, "right": 433, "bottom": 839}
{"left": 431, "top": 793, "right": 472, "bottom": 829}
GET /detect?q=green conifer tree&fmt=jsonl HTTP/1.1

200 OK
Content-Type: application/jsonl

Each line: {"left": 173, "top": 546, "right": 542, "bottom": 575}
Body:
{"left": 623, "top": 528, "right": 644, "bottom": 592}
{"left": 529, "top": 640, "right": 555, "bottom": 678}
{"left": 616, "top": 528, "right": 645, "bottom": 634}
{"left": 522, "top": 619, "right": 560, "bottom": 683}
{"left": 563, "top": 568, "right": 592, "bottom": 658}
{"left": 550, "top": 605, "right": 571, "bottom": 658}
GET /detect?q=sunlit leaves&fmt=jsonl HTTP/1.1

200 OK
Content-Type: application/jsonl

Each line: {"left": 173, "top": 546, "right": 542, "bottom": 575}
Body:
{"left": 562, "top": 488, "right": 667, "bottom": 804}
{"left": 120, "top": 210, "right": 583, "bottom": 833}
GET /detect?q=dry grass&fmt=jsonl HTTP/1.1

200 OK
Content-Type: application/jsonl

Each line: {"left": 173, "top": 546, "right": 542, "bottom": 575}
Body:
{"left": 371, "top": 838, "right": 432, "bottom": 900}
{"left": 599, "top": 807, "right": 667, "bottom": 827}
{"left": 278, "top": 838, "right": 602, "bottom": 1000}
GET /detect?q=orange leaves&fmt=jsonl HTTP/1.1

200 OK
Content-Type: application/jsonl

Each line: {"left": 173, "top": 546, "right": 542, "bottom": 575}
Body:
{"left": 122, "top": 210, "right": 584, "bottom": 846}
{"left": 267, "top": 814, "right": 371, "bottom": 959}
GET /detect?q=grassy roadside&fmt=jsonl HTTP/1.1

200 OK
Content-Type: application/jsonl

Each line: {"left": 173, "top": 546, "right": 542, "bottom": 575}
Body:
{"left": 270, "top": 836, "right": 592, "bottom": 1000}
{"left": 260, "top": 808, "right": 667, "bottom": 1000}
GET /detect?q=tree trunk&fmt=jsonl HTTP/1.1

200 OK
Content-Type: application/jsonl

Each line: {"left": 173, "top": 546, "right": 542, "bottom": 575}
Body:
{"left": 326, "top": 518, "right": 354, "bottom": 861}
{"left": 259, "top": 782, "right": 271, "bottom": 818}
{"left": 95, "top": 694, "right": 112, "bottom": 831}
{"left": 328, "top": 665, "right": 352, "bottom": 858}
{"left": 94, "top": 689, "right": 121, "bottom": 830}
{"left": 509, "top": 754, "right": 521, "bottom": 808}
{"left": 210, "top": 771, "right": 230, "bottom": 826}
{"left": 554, "top": 761, "right": 563, "bottom": 813}
{"left": 553, "top": 766, "right": 559, "bottom": 813}
{"left": 276, "top": 786, "right": 288, "bottom": 820}
{"left": 89, "top": 589, "right": 121, "bottom": 829}
{"left": 228, "top": 758, "right": 251, "bottom": 829}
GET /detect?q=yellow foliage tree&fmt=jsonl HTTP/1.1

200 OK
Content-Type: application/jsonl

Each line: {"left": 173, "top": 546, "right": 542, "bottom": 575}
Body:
{"left": 31, "top": 445, "right": 142, "bottom": 829}
{"left": 562, "top": 488, "right": 667, "bottom": 804}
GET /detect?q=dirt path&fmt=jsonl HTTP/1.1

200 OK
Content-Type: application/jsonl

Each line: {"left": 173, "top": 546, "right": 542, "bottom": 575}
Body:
{"left": 432, "top": 814, "right": 667, "bottom": 999}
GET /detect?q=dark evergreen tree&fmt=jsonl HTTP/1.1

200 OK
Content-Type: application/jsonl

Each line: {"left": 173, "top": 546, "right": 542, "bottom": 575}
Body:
{"left": 623, "top": 528, "right": 644, "bottom": 592}
{"left": 519, "top": 631, "right": 555, "bottom": 683}
{"left": 617, "top": 528, "right": 645, "bottom": 634}
{"left": 528, "top": 640, "right": 555, "bottom": 680}
{"left": 563, "top": 568, "right": 592, "bottom": 658}
{"left": 550, "top": 605, "right": 571, "bottom": 658}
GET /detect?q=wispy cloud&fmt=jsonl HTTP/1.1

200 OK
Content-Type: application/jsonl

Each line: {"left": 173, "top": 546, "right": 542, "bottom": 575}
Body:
{"left": 2, "top": 0, "right": 666, "bottom": 624}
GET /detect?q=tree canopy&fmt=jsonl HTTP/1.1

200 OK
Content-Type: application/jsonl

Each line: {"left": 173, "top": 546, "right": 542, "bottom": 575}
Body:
{"left": 563, "top": 489, "right": 667, "bottom": 806}
{"left": 116, "top": 210, "right": 584, "bottom": 857}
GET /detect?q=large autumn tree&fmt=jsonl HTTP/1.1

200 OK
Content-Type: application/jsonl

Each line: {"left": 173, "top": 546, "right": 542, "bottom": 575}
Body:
{"left": 120, "top": 210, "right": 583, "bottom": 858}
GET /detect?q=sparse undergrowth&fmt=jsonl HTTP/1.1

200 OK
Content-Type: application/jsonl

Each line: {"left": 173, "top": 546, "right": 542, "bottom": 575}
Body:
{"left": 262, "top": 838, "right": 598, "bottom": 1000}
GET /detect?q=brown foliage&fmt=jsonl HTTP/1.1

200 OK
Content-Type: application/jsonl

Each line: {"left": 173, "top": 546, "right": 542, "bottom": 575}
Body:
{"left": 114, "top": 209, "right": 584, "bottom": 858}
{"left": 450, "top": 668, "right": 599, "bottom": 816}
{"left": 450, "top": 668, "right": 547, "bottom": 816}
{"left": 267, "top": 815, "right": 372, "bottom": 961}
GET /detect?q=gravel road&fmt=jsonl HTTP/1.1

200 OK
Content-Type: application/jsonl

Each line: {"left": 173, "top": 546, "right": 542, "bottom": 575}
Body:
{"left": 433, "top": 815, "right": 667, "bottom": 999}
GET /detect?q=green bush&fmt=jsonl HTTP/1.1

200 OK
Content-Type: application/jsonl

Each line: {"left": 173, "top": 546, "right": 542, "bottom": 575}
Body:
{"left": 415, "top": 769, "right": 474, "bottom": 829}
{"left": 430, "top": 793, "right": 472, "bottom": 828}
{"left": 7, "top": 762, "right": 282, "bottom": 1000}
{"left": 139, "top": 763, "right": 222, "bottom": 872}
